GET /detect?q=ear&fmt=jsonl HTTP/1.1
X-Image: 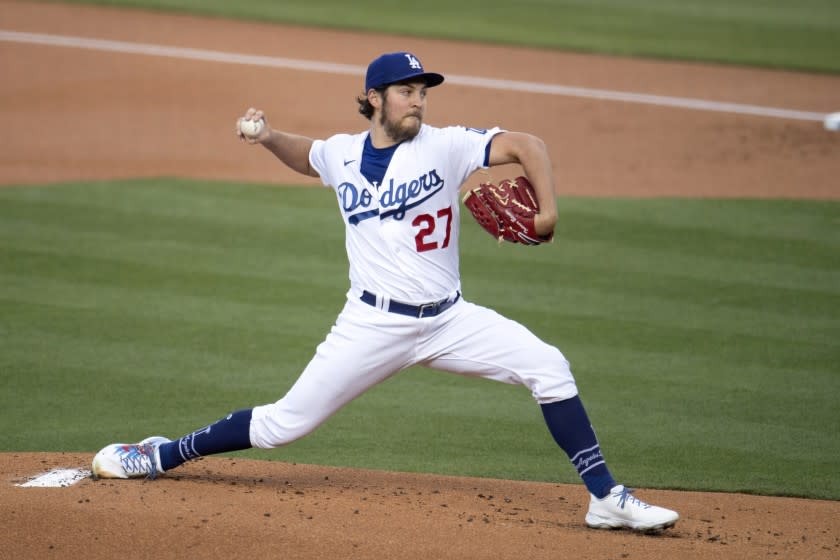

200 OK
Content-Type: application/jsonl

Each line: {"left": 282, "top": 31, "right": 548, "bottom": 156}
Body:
{"left": 368, "top": 88, "right": 382, "bottom": 109}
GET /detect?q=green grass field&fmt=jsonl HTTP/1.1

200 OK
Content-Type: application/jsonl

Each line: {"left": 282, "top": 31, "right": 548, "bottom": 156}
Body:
{"left": 3, "top": 1, "right": 837, "bottom": 502}
{"left": 62, "top": 0, "right": 840, "bottom": 73}
{"left": 1, "top": 180, "right": 837, "bottom": 500}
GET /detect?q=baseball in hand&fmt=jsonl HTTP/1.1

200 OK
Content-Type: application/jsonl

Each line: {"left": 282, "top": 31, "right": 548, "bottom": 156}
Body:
{"left": 239, "top": 118, "right": 265, "bottom": 138}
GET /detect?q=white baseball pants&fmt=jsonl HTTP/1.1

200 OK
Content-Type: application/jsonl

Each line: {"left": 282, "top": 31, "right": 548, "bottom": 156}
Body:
{"left": 250, "top": 296, "right": 578, "bottom": 449}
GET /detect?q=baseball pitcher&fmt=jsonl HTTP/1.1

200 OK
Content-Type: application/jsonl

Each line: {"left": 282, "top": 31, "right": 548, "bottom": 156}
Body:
{"left": 92, "top": 51, "right": 678, "bottom": 533}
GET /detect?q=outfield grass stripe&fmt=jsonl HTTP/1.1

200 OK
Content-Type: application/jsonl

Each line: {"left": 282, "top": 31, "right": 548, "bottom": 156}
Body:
{"left": 0, "top": 272, "right": 339, "bottom": 336}
{"left": 582, "top": 354, "right": 840, "bottom": 411}
{"left": 547, "top": 242, "right": 840, "bottom": 293}
{"left": 0, "top": 194, "right": 341, "bottom": 248}
{"left": 0, "top": 311, "right": 309, "bottom": 393}
{"left": 0, "top": 229, "right": 346, "bottom": 276}
{"left": 0, "top": 221, "right": 347, "bottom": 285}
{"left": 554, "top": 215, "right": 839, "bottom": 270}
{"left": 0, "top": 244, "right": 346, "bottom": 298}
{"left": 557, "top": 198, "right": 840, "bottom": 244}
{"left": 491, "top": 291, "right": 840, "bottom": 347}
{"left": 517, "top": 312, "right": 837, "bottom": 371}
{"left": 468, "top": 255, "right": 840, "bottom": 322}
{"left": 0, "top": 178, "right": 332, "bottom": 218}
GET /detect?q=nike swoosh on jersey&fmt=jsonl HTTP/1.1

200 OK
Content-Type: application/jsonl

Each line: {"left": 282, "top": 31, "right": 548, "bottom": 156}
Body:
{"left": 344, "top": 159, "right": 356, "bottom": 166}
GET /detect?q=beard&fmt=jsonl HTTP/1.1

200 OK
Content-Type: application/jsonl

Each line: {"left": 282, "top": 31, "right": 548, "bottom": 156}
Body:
{"left": 380, "top": 103, "right": 423, "bottom": 143}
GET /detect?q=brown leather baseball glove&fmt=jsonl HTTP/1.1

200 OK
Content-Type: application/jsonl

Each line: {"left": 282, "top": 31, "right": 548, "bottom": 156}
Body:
{"left": 462, "top": 176, "right": 554, "bottom": 245}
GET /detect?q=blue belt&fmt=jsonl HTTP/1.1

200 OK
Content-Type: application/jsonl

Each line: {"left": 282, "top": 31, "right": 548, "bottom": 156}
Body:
{"left": 360, "top": 290, "right": 461, "bottom": 318}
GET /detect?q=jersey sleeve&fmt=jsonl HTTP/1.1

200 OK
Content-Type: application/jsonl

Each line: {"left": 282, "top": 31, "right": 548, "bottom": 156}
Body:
{"left": 308, "top": 139, "right": 332, "bottom": 187}
{"left": 447, "top": 126, "right": 504, "bottom": 184}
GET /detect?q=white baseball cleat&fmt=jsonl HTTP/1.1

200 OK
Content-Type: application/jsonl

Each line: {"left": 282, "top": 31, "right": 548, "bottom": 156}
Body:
{"left": 91, "top": 436, "right": 171, "bottom": 479}
{"left": 585, "top": 485, "right": 679, "bottom": 533}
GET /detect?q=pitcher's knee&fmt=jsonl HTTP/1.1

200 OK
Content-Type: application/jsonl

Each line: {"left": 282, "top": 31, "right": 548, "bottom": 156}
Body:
{"left": 528, "top": 354, "right": 579, "bottom": 403}
{"left": 533, "top": 376, "right": 579, "bottom": 403}
{"left": 249, "top": 401, "right": 323, "bottom": 449}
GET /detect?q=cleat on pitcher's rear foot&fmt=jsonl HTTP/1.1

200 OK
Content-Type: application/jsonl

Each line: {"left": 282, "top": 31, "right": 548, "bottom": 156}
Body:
{"left": 91, "top": 436, "right": 170, "bottom": 479}
{"left": 585, "top": 484, "right": 679, "bottom": 533}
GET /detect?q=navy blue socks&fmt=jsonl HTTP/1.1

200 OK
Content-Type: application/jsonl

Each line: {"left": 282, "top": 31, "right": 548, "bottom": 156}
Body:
{"left": 541, "top": 396, "right": 616, "bottom": 499}
{"left": 158, "top": 408, "right": 254, "bottom": 472}
{"left": 155, "top": 399, "right": 615, "bottom": 497}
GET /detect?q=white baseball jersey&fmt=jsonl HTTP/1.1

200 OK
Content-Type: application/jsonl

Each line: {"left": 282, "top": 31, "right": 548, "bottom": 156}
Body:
{"left": 309, "top": 124, "right": 503, "bottom": 303}
{"left": 249, "top": 123, "right": 577, "bottom": 450}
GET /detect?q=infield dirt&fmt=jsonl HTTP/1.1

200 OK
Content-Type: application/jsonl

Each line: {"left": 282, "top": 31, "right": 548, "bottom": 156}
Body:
{"left": 1, "top": 1, "right": 839, "bottom": 559}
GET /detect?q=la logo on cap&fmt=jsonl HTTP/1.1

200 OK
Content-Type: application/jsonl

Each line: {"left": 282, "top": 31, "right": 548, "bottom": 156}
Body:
{"left": 405, "top": 53, "right": 422, "bottom": 70}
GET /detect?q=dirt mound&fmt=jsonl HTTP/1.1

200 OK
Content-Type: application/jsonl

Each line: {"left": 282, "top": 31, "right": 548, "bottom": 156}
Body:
{"left": 3, "top": 453, "right": 839, "bottom": 559}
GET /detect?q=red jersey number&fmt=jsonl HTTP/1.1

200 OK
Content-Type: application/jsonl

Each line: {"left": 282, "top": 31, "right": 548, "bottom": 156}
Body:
{"left": 412, "top": 206, "right": 453, "bottom": 252}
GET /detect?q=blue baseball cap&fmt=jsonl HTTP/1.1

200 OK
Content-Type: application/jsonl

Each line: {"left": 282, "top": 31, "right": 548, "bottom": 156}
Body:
{"left": 365, "top": 52, "right": 445, "bottom": 91}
